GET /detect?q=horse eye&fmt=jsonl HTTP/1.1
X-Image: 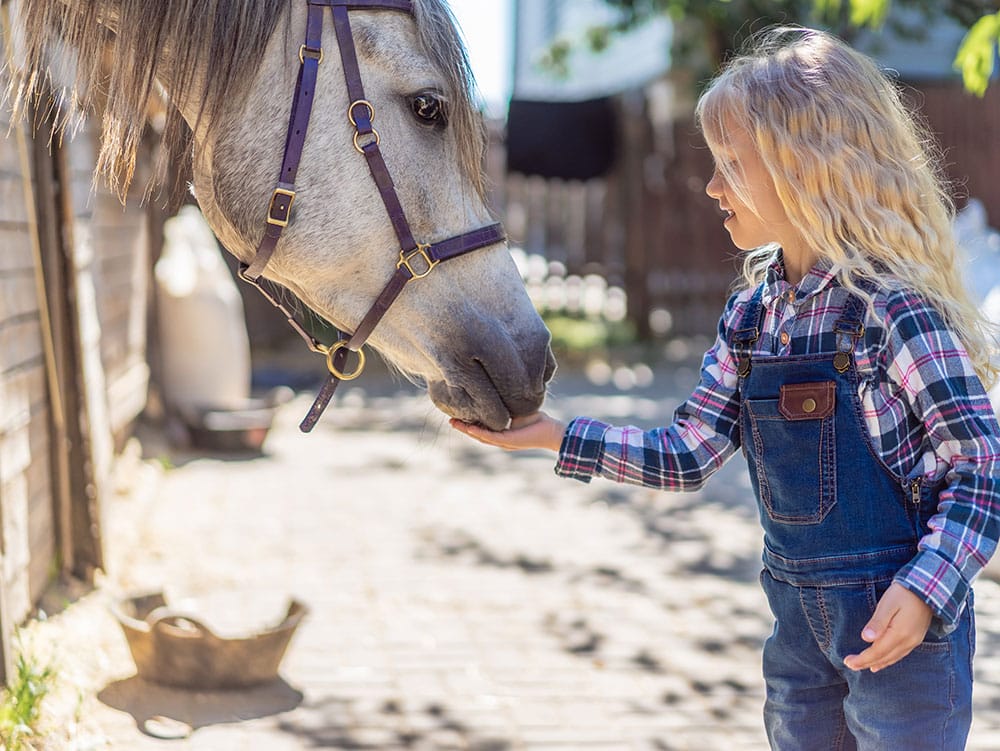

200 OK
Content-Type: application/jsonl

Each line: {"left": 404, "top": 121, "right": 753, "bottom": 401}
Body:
{"left": 411, "top": 92, "right": 446, "bottom": 125}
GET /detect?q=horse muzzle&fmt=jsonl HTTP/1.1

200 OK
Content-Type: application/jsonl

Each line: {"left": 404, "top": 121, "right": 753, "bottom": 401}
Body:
{"left": 428, "top": 322, "right": 556, "bottom": 431}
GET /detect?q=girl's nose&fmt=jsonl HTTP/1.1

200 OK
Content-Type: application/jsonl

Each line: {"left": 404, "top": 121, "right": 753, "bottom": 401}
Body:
{"left": 706, "top": 170, "right": 722, "bottom": 199}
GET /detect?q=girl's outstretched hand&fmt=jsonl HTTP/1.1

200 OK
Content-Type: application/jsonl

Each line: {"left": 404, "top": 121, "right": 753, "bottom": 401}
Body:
{"left": 449, "top": 411, "right": 566, "bottom": 452}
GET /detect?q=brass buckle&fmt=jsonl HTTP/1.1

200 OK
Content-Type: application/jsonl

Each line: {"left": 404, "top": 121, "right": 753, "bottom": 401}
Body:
{"left": 397, "top": 244, "right": 437, "bottom": 279}
{"left": 299, "top": 44, "right": 323, "bottom": 64}
{"left": 267, "top": 188, "right": 296, "bottom": 227}
{"left": 323, "top": 341, "right": 366, "bottom": 381}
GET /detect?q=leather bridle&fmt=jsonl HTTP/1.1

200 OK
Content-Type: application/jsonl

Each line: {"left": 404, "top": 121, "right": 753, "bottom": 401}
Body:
{"left": 237, "top": 0, "right": 506, "bottom": 432}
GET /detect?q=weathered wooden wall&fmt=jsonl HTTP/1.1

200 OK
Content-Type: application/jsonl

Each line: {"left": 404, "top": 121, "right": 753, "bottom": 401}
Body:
{"left": 0, "top": 90, "right": 152, "bottom": 681}
{"left": 0, "top": 108, "right": 55, "bottom": 631}
{"left": 63, "top": 128, "right": 151, "bottom": 445}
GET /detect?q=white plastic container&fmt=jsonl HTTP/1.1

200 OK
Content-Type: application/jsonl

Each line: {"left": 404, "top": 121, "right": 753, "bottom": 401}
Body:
{"left": 155, "top": 206, "right": 251, "bottom": 412}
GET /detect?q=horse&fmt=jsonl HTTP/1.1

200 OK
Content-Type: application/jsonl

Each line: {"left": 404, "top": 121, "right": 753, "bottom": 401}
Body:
{"left": 9, "top": 0, "right": 556, "bottom": 431}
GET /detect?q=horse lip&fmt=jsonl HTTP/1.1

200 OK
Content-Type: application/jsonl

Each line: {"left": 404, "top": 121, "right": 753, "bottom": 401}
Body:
{"left": 427, "top": 377, "right": 511, "bottom": 431}
{"left": 428, "top": 355, "right": 550, "bottom": 431}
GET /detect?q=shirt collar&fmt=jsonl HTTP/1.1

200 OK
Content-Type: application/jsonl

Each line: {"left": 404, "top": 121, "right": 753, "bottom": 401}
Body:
{"left": 761, "top": 251, "right": 840, "bottom": 306}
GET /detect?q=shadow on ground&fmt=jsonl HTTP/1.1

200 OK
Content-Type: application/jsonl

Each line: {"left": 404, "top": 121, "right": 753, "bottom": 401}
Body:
{"left": 275, "top": 695, "right": 516, "bottom": 750}
{"left": 98, "top": 675, "right": 304, "bottom": 737}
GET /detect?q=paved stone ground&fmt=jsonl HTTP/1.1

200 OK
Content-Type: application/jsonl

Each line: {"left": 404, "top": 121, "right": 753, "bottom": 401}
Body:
{"left": 21, "top": 345, "right": 1000, "bottom": 750}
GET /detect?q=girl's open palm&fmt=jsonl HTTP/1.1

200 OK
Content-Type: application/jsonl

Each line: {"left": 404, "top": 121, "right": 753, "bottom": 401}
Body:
{"left": 450, "top": 412, "right": 565, "bottom": 452}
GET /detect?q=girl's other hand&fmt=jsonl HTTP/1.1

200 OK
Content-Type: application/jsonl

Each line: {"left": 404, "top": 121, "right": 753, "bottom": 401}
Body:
{"left": 843, "top": 582, "right": 933, "bottom": 672}
{"left": 449, "top": 411, "right": 566, "bottom": 452}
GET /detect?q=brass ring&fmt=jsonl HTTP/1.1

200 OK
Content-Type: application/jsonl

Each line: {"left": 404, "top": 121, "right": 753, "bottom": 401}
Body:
{"left": 348, "top": 99, "right": 375, "bottom": 126}
{"left": 353, "top": 128, "right": 381, "bottom": 153}
{"left": 325, "top": 341, "right": 366, "bottom": 381}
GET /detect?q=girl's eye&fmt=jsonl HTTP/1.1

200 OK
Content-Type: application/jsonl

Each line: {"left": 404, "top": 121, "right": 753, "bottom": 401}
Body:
{"left": 411, "top": 92, "right": 447, "bottom": 126}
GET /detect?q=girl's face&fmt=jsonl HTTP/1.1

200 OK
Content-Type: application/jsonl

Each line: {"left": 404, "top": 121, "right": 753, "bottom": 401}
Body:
{"left": 704, "top": 128, "right": 797, "bottom": 252}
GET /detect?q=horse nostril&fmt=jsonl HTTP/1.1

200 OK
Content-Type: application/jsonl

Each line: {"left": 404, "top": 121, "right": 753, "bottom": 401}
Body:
{"left": 542, "top": 347, "right": 557, "bottom": 384}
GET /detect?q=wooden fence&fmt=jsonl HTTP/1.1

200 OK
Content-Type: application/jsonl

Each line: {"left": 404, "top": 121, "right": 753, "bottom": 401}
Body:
{"left": 912, "top": 82, "right": 1000, "bottom": 223}
{"left": 489, "top": 79, "right": 1000, "bottom": 341}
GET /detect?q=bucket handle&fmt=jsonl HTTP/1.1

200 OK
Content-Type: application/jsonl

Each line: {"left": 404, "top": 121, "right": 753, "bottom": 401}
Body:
{"left": 148, "top": 608, "right": 218, "bottom": 641}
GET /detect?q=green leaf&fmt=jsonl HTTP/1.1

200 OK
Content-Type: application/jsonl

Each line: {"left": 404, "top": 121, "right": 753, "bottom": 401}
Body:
{"left": 814, "top": 0, "right": 842, "bottom": 20}
{"left": 586, "top": 25, "right": 613, "bottom": 53}
{"left": 954, "top": 11, "right": 1000, "bottom": 97}
{"left": 849, "top": 0, "right": 890, "bottom": 28}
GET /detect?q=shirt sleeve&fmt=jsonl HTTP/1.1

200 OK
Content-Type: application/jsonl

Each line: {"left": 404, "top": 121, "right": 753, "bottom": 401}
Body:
{"left": 554, "top": 293, "right": 744, "bottom": 489}
{"left": 884, "top": 290, "right": 1000, "bottom": 630}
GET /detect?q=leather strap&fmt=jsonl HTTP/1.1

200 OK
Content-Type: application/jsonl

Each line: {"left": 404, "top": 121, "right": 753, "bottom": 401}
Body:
{"left": 346, "top": 222, "right": 506, "bottom": 351}
{"left": 300, "top": 357, "right": 349, "bottom": 432}
{"left": 244, "top": 2, "right": 325, "bottom": 280}
{"left": 333, "top": 6, "right": 418, "bottom": 252}
{"left": 428, "top": 223, "right": 507, "bottom": 263}
{"left": 311, "top": 0, "right": 412, "bottom": 8}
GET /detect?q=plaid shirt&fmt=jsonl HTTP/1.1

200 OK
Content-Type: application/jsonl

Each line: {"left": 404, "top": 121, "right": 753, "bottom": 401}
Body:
{"left": 556, "top": 258, "right": 1000, "bottom": 629}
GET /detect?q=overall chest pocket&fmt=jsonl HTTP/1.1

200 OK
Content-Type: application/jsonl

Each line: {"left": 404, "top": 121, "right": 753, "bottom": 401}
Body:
{"left": 744, "top": 381, "right": 837, "bottom": 525}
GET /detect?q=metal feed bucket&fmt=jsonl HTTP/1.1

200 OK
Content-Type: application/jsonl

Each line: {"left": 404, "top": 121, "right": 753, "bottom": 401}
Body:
{"left": 113, "top": 592, "right": 308, "bottom": 690}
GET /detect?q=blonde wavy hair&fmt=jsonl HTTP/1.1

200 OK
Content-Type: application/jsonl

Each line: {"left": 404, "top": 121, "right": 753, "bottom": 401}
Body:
{"left": 696, "top": 26, "right": 999, "bottom": 387}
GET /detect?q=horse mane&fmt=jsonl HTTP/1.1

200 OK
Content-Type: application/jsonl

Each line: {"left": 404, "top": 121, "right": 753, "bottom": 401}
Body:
{"left": 9, "top": 0, "right": 485, "bottom": 200}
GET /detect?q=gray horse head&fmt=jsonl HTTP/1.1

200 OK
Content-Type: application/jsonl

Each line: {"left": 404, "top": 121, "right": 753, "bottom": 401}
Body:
{"left": 12, "top": 0, "right": 555, "bottom": 429}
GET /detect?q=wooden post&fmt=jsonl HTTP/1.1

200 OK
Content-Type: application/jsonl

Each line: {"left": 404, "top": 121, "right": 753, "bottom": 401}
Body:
{"left": 0, "top": 567, "right": 13, "bottom": 686}
{"left": 618, "top": 90, "right": 652, "bottom": 339}
{"left": 54, "top": 140, "right": 107, "bottom": 579}
{"left": 29, "top": 110, "right": 76, "bottom": 578}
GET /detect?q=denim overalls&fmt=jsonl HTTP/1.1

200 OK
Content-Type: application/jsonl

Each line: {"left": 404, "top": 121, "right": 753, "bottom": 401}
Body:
{"left": 732, "top": 286, "right": 974, "bottom": 750}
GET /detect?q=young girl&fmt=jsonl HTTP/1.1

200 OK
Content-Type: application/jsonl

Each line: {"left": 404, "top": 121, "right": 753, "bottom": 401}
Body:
{"left": 452, "top": 26, "right": 1000, "bottom": 750}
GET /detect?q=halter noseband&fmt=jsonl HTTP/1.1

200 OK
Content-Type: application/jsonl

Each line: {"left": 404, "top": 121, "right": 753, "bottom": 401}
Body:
{"left": 237, "top": 0, "right": 505, "bottom": 432}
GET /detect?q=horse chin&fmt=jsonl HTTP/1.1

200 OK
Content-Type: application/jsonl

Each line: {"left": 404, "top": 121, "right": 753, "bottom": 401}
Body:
{"left": 425, "top": 347, "right": 556, "bottom": 431}
{"left": 426, "top": 379, "right": 520, "bottom": 432}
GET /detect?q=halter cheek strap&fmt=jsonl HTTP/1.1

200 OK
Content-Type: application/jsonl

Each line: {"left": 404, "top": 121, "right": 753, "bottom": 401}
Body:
{"left": 237, "top": 0, "right": 506, "bottom": 433}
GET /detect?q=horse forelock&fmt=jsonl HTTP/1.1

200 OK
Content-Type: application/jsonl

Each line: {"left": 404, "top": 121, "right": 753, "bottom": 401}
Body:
{"left": 10, "top": 0, "right": 486, "bottom": 201}
{"left": 9, "top": 0, "right": 288, "bottom": 200}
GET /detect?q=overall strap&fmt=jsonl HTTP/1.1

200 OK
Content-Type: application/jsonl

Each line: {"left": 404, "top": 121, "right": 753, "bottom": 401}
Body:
{"left": 831, "top": 282, "right": 873, "bottom": 373}
{"left": 731, "top": 285, "right": 765, "bottom": 378}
